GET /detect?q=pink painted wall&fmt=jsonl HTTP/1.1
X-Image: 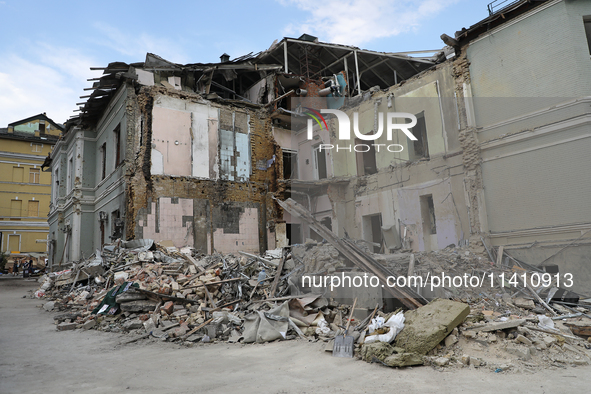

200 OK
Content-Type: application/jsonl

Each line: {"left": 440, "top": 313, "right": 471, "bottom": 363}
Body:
{"left": 141, "top": 198, "right": 194, "bottom": 248}
{"left": 152, "top": 107, "right": 192, "bottom": 176}
{"left": 207, "top": 208, "right": 259, "bottom": 253}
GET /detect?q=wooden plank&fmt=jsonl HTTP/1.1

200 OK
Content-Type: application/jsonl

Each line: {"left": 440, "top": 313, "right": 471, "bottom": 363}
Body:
{"left": 269, "top": 250, "right": 287, "bottom": 297}
{"left": 182, "top": 318, "right": 214, "bottom": 340}
{"left": 407, "top": 254, "right": 415, "bottom": 276}
{"left": 238, "top": 251, "right": 278, "bottom": 267}
{"left": 496, "top": 246, "right": 504, "bottom": 267}
{"left": 203, "top": 285, "right": 216, "bottom": 309}
{"left": 181, "top": 253, "right": 205, "bottom": 273}
{"left": 526, "top": 283, "right": 557, "bottom": 316}
{"left": 183, "top": 277, "right": 242, "bottom": 290}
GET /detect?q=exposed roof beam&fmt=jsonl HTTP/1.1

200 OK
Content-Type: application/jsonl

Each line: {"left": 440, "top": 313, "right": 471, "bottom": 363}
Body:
{"left": 319, "top": 51, "right": 353, "bottom": 74}
{"left": 383, "top": 62, "right": 407, "bottom": 84}
{"left": 356, "top": 56, "right": 391, "bottom": 90}
{"left": 391, "top": 49, "right": 441, "bottom": 55}
{"left": 284, "top": 38, "right": 435, "bottom": 64}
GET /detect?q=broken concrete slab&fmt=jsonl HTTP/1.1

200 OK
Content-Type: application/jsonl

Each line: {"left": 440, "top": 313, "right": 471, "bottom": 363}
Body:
{"left": 57, "top": 322, "right": 77, "bottom": 331}
{"left": 82, "top": 319, "right": 96, "bottom": 330}
{"left": 43, "top": 301, "right": 55, "bottom": 311}
{"left": 122, "top": 319, "right": 144, "bottom": 330}
{"left": 383, "top": 352, "right": 424, "bottom": 367}
{"left": 120, "top": 300, "right": 159, "bottom": 313}
{"left": 478, "top": 319, "right": 526, "bottom": 332}
{"left": 504, "top": 344, "right": 531, "bottom": 360}
{"left": 53, "top": 313, "right": 81, "bottom": 323}
{"left": 516, "top": 334, "right": 532, "bottom": 346}
{"left": 444, "top": 334, "right": 458, "bottom": 347}
{"left": 433, "top": 357, "right": 450, "bottom": 367}
{"left": 115, "top": 290, "right": 147, "bottom": 303}
{"left": 394, "top": 299, "right": 470, "bottom": 355}
{"left": 360, "top": 341, "right": 394, "bottom": 363}
{"left": 514, "top": 298, "right": 535, "bottom": 309}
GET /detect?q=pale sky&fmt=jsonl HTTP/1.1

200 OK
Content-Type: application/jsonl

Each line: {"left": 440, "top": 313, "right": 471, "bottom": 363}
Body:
{"left": 0, "top": 0, "right": 491, "bottom": 126}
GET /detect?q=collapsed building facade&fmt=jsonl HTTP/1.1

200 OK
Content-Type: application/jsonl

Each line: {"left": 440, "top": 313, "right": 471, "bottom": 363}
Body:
{"left": 49, "top": 0, "right": 591, "bottom": 293}
{"left": 47, "top": 35, "right": 435, "bottom": 268}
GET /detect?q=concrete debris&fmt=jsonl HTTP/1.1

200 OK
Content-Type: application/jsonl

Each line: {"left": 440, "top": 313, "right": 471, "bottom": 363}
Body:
{"left": 33, "top": 240, "right": 591, "bottom": 373}
{"left": 360, "top": 342, "right": 395, "bottom": 363}
{"left": 444, "top": 334, "right": 458, "bottom": 347}
{"left": 433, "top": 357, "right": 450, "bottom": 367}
{"left": 36, "top": 240, "right": 358, "bottom": 347}
{"left": 383, "top": 352, "right": 424, "bottom": 367}
{"left": 57, "top": 322, "right": 77, "bottom": 331}
{"left": 82, "top": 319, "right": 96, "bottom": 330}
{"left": 478, "top": 319, "right": 526, "bottom": 332}
{"left": 394, "top": 299, "right": 470, "bottom": 355}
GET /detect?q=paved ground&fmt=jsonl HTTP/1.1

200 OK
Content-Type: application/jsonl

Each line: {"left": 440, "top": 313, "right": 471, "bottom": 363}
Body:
{"left": 1, "top": 276, "right": 590, "bottom": 394}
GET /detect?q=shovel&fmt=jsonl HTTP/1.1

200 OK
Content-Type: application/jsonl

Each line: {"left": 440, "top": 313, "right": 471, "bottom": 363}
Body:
{"left": 333, "top": 297, "right": 357, "bottom": 358}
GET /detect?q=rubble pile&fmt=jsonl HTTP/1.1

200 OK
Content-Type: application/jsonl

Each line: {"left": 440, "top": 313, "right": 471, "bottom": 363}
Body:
{"left": 292, "top": 241, "right": 347, "bottom": 274}
{"left": 35, "top": 240, "right": 355, "bottom": 344}
{"left": 353, "top": 245, "right": 591, "bottom": 371}
{"left": 34, "top": 237, "right": 591, "bottom": 373}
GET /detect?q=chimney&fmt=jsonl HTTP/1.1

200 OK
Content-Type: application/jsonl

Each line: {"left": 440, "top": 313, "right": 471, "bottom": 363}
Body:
{"left": 220, "top": 53, "right": 230, "bottom": 63}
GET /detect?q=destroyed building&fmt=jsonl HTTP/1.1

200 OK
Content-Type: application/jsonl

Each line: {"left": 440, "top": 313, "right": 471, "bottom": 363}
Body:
{"left": 285, "top": 0, "right": 591, "bottom": 294}
{"left": 48, "top": 0, "right": 591, "bottom": 294}
{"left": 46, "top": 35, "right": 436, "bottom": 268}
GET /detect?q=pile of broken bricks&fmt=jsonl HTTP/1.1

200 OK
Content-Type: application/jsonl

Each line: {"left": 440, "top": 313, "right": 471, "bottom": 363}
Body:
{"left": 34, "top": 238, "right": 591, "bottom": 373}
{"left": 36, "top": 240, "right": 358, "bottom": 345}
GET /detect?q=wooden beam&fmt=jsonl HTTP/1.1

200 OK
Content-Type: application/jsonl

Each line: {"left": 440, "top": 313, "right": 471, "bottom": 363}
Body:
{"left": 274, "top": 197, "right": 426, "bottom": 309}
{"left": 269, "top": 250, "right": 287, "bottom": 297}
{"left": 496, "top": 246, "right": 504, "bottom": 267}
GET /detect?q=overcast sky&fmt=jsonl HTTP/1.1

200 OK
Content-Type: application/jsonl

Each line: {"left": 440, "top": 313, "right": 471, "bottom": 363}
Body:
{"left": 0, "top": 0, "right": 491, "bottom": 126}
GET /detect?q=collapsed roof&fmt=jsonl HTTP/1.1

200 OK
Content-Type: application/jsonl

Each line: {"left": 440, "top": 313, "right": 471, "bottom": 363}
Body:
{"left": 69, "top": 35, "right": 441, "bottom": 129}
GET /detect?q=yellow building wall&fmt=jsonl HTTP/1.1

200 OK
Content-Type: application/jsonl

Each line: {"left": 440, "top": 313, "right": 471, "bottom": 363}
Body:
{"left": 0, "top": 131, "right": 55, "bottom": 255}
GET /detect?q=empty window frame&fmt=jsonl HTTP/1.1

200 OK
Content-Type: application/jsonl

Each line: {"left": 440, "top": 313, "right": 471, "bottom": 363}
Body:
{"left": 286, "top": 223, "right": 302, "bottom": 245}
{"left": 31, "top": 143, "right": 43, "bottom": 152}
{"left": 100, "top": 143, "right": 107, "bottom": 180}
{"left": 282, "top": 149, "right": 298, "bottom": 179}
{"left": 114, "top": 124, "right": 122, "bottom": 167}
{"left": 355, "top": 138, "right": 378, "bottom": 175}
{"left": 313, "top": 145, "right": 327, "bottom": 180}
{"left": 420, "top": 194, "right": 437, "bottom": 235}
{"left": 362, "top": 214, "right": 383, "bottom": 253}
{"left": 67, "top": 157, "right": 74, "bottom": 193}
{"left": 584, "top": 16, "right": 591, "bottom": 57}
{"left": 111, "top": 210, "right": 122, "bottom": 240}
{"left": 410, "top": 111, "right": 429, "bottom": 160}
{"left": 53, "top": 169, "right": 59, "bottom": 203}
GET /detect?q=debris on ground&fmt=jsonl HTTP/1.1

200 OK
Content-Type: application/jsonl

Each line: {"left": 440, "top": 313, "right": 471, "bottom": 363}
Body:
{"left": 34, "top": 240, "right": 356, "bottom": 346}
{"left": 33, "top": 233, "right": 591, "bottom": 373}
